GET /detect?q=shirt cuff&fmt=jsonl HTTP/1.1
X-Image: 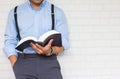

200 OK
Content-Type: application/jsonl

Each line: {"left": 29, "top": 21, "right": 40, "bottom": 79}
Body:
{"left": 62, "top": 38, "right": 70, "bottom": 50}
{"left": 3, "top": 48, "right": 18, "bottom": 58}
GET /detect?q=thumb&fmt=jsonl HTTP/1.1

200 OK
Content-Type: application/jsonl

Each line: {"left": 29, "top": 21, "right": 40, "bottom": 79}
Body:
{"left": 47, "top": 39, "right": 53, "bottom": 47}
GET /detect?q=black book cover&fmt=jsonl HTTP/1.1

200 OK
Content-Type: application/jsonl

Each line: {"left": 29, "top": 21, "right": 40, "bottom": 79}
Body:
{"left": 16, "top": 31, "right": 62, "bottom": 52}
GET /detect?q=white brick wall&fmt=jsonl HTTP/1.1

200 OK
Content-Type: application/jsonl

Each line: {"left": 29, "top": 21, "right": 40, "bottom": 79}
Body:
{"left": 1, "top": 0, "right": 120, "bottom": 79}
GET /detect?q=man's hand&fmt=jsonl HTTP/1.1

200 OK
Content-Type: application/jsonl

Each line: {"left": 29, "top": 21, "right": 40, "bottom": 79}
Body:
{"left": 9, "top": 55, "right": 17, "bottom": 67}
{"left": 30, "top": 39, "right": 53, "bottom": 55}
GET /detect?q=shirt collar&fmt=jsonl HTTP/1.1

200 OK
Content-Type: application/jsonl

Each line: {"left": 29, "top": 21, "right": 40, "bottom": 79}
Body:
{"left": 27, "top": 0, "right": 46, "bottom": 10}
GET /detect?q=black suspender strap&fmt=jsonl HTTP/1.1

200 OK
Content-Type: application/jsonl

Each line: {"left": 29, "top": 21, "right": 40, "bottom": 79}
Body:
{"left": 14, "top": 6, "right": 21, "bottom": 41}
{"left": 14, "top": 4, "right": 54, "bottom": 41}
{"left": 51, "top": 4, "right": 55, "bottom": 30}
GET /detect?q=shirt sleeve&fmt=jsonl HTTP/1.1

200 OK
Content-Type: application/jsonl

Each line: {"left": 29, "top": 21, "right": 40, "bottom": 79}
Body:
{"left": 3, "top": 9, "right": 19, "bottom": 57}
{"left": 55, "top": 7, "right": 70, "bottom": 50}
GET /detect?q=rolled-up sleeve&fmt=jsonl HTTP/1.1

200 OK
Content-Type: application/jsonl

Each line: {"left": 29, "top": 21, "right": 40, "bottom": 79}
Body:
{"left": 3, "top": 9, "right": 18, "bottom": 57}
{"left": 55, "top": 7, "right": 70, "bottom": 50}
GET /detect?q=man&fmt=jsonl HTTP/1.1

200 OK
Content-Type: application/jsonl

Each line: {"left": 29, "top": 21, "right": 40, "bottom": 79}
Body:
{"left": 4, "top": 0, "right": 69, "bottom": 79}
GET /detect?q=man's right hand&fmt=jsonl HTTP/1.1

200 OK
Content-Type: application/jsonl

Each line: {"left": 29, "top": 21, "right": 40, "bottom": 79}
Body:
{"left": 9, "top": 55, "right": 17, "bottom": 67}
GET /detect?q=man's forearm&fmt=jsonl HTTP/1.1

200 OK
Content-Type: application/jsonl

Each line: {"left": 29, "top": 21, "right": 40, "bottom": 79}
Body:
{"left": 52, "top": 46, "right": 64, "bottom": 54}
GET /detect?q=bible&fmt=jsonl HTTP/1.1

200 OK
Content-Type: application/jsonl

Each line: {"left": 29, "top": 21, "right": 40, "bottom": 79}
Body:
{"left": 15, "top": 30, "right": 62, "bottom": 52}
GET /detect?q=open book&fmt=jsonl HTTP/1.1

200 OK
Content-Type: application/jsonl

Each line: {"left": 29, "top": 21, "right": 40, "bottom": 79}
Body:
{"left": 16, "top": 30, "right": 62, "bottom": 52}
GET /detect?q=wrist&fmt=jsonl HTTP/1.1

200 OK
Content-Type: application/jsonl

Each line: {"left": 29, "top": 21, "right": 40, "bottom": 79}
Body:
{"left": 46, "top": 47, "right": 53, "bottom": 56}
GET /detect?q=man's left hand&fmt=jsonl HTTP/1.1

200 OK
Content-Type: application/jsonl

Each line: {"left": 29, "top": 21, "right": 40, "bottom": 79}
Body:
{"left": 30, "top": 39, "right": 53, "bottom": 55}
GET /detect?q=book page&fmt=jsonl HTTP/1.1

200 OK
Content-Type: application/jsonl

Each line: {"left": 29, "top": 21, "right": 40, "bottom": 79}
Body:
{"left": 38, "top": 30, "right": 60, "bottom": 42}
{"left": 16, "top": 36, "right": 37, "bottom": 47}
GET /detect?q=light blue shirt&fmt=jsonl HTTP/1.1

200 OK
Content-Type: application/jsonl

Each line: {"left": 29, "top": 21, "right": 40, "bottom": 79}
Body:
{"left": 4, "top": 0, "right": 70, "bottom": 57}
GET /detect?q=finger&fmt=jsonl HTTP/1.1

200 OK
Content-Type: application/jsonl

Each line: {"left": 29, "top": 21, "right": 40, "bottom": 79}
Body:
{"left": 30, "top": 42, "right": 43, "bottom": 54}
{"left": 47, "top": 39, "right": 53, "bottom": 47}
{"left": 30, "top": 42, "right": 40, "bottom": 50}
{"left": 36, "top": 49, "right": 43, "bottom": 55}
{"left": 35, "top": 43, "right": 43, "bottom": 49}
{"left": 30, "top": 42, "right": 36, "bottom": 48}
{"left": 35, "top": 44, "right": 47, "bottom": 55}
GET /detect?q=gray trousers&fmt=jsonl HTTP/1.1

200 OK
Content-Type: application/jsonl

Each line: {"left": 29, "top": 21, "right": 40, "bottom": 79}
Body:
{"left": 13, "top": 53, "right": 63, "bottom": 79}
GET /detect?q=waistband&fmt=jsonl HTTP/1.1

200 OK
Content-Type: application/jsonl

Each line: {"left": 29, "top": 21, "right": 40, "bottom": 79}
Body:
{"left": 18, "top": 53, "right": 57, "bottom": 59}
